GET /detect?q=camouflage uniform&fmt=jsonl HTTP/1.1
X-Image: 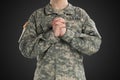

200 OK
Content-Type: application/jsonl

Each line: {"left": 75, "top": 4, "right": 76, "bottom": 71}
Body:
{"left": 18, "top": 3, "right": 102, "bottom": 80}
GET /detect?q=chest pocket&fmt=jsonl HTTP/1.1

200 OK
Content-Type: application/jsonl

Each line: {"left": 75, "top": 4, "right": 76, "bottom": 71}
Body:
{"left": 65, "top": 15, "right": 83, "bottom": 34}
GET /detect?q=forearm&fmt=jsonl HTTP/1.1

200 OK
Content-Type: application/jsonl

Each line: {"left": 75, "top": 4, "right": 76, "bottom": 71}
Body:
{"left": 70, "top": 33, "right": 102, "bottom": 55}
{"left": 19, "top": 34, "right": 52, "bottom": 58}
{"left": 61, "top": 28, "right": 102, "bottom": 55}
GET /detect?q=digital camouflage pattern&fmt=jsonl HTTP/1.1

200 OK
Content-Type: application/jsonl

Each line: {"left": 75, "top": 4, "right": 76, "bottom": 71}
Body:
{"left": 18, "top": 3, "right": 102, "bottom": 80}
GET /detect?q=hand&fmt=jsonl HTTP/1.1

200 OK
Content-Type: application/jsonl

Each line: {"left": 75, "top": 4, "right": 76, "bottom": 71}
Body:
{"left": 52, "top": 17, "right": 66, "bottom": 37}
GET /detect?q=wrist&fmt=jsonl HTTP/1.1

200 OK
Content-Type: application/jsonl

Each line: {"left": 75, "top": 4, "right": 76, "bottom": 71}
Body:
{"left": 60, "top": 28, "right": 75, "bottom": 43}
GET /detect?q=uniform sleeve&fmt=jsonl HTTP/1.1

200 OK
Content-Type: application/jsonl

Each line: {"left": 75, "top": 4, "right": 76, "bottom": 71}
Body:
{"left": 18, "top": 11, "right": 53, "bottom": 59}
{"left": 61, "top": 9, "right": 102, "bottom": 55}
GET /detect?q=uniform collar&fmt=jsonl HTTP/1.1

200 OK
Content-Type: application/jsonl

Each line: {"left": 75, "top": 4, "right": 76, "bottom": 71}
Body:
{"left": 44, "top": 3, "right": 75, "bottom": 15}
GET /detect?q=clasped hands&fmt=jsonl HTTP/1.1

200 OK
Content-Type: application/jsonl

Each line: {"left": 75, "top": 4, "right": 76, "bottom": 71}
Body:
{"left": 51, "top": 17, "right": 66, "bottom": 37}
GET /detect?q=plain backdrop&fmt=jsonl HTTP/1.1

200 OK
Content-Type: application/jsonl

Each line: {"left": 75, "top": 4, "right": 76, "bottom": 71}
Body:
{"left": 1, "top": 0, "right": 119, "bottom": 80}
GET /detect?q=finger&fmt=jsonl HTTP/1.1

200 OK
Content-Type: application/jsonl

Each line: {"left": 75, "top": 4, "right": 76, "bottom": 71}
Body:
{"left": 52, "top": 21, "right": 64, "bottom": 27}
{"left": 52, "top": 25, "right": 60, "bottom": 31}
{"left": 60, "top": 27, "right": 66, "bottom": 36}
{"left": 54, "top": 28, "right": 61, "bottom": 37}
{"left": 51, "top": 19, "right": 62, "bottom": 26}
{"left": 53, "top": 23, "right": 66, "bottom": 31}
{"left": 52, "top": 17, "right": 66, "bottom": 27}
{"left": 54, "top": 21, "right": 63, "bottom": 25}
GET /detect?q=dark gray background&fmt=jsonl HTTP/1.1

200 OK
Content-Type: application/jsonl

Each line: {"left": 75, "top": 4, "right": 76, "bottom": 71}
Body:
{"left": 1, "top": 0, "right": 119, "bottom": 80}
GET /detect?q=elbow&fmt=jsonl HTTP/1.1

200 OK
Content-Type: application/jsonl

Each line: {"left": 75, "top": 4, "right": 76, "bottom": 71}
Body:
{"left": 82, "top": 38, "right": 102, "bottom": 56}
{"left": 87, "top": 46, "right": 100, "bottom": 56}
{"left": 81, "top": 47, "right": 99, "bottom": 56}
{"left": 19, "top": 42, "right": 36, "bottom": 59}
{"left": 87, "top": 39, "right": 102, "bottom": 56}
{"left": 19, "top": 48, "right": 35, "bottom": 59}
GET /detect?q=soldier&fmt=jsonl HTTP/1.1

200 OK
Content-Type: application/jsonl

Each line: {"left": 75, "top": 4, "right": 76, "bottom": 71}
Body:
{"left": 18, "top": 0, "right": 102, "bottom": 80}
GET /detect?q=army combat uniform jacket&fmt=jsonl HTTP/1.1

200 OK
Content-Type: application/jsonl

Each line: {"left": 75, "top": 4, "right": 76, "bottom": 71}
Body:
{"left": 18, "top": 3, "right": 102, "bottom": 80}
